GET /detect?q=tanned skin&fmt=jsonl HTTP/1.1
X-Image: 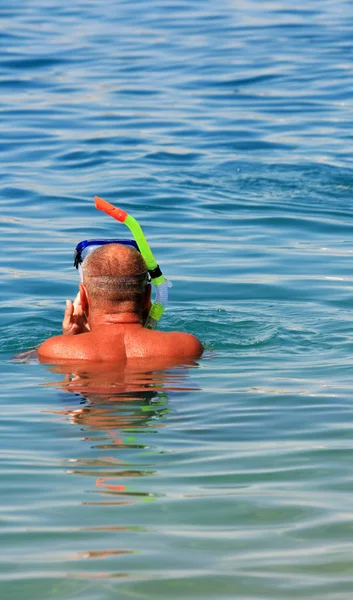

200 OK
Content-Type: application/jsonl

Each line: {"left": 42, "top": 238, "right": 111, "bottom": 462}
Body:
{"left": 38, "top": 244, "right": 203, "bottom": 363}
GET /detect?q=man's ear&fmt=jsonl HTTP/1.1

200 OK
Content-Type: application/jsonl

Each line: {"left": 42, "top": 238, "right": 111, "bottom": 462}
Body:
{"left": 79, "top": 283, "right": 89, "bottom": 315}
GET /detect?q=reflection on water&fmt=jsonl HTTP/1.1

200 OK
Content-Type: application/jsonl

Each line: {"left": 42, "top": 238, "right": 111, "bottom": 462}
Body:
{"left": 44, "top": 358, "right": 200, "bottom": 507}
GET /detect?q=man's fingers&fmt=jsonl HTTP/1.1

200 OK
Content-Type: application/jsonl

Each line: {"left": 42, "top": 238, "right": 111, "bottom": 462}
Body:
{"left": 73, "top": 292, "right": 81, "bottom": 308}
{"left": 73, "top": 292, "right": 83, "bottom": 316}
{"left": 62, "top": 300, "right": 74, "bottom": 329}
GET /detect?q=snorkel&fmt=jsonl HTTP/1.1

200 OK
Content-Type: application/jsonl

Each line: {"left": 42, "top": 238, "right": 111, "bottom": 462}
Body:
{"left": 94, "top": 196, "right": 169, "bottom": 330}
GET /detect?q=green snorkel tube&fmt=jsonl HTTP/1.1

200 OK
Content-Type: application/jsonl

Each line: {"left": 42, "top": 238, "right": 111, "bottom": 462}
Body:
{"left": 94, "top": 196, "right": 169, "bottom": 330}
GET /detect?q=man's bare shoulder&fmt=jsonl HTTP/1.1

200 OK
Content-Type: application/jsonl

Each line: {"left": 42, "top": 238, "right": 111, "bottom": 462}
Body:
{"left": 136, "top": 330, "right": 203, "bottom": 359}
{"left": 38, "top": 329, "right": 203, "bottom": 362}
{"left": 38, "top": 334, "right": 93, "bottom": 361}
{"left": 169, "top": 331, "right": 203, "bottom": 357}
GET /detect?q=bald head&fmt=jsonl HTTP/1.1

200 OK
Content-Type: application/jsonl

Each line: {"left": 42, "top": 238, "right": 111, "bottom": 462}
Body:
{"left": 82, "top": 244, "right": 149, "bottom": 313}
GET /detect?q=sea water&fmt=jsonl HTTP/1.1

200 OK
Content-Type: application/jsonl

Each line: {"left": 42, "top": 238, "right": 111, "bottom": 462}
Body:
{"left": 1, "top": 0, "right": 353, "bottom": 598}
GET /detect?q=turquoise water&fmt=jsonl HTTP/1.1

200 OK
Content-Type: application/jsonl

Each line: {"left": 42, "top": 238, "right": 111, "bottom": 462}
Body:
{"left": 2, "top": 0, "right": 353, "bottom": 597}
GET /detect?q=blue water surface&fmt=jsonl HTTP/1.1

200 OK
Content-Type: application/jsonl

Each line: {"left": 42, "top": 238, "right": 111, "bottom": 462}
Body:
{"left": 1, "top": 0, "right": 353, "bottom": 598}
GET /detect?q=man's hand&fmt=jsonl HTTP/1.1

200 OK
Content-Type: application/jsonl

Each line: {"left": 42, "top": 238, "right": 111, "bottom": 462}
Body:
{"left": 62, "top": 293, "right": 90, "bottom": 335}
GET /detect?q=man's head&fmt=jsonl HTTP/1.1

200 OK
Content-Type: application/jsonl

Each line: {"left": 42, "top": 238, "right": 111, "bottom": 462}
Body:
{"left": 80, "top": 243, "right": 151, "bottom": 320}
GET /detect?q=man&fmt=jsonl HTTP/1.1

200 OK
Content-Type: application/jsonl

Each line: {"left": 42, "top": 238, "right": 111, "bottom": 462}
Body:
{"left": 38, "top": 243, "right": 203, "bottom": 362}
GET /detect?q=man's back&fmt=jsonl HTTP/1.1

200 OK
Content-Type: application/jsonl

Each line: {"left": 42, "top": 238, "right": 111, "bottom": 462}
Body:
{"left": 38, "top": 323, "right": 202, "bottom": 362}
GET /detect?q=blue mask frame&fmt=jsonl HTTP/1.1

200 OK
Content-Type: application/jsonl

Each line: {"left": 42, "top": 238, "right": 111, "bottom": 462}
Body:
{"left": 74, "top": 239, "right": 138, "bottom": 269}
